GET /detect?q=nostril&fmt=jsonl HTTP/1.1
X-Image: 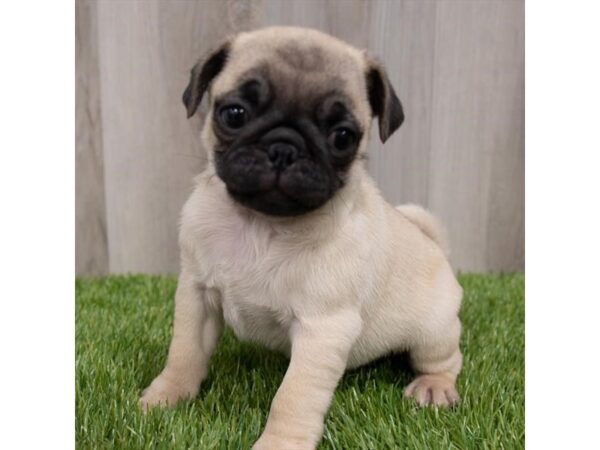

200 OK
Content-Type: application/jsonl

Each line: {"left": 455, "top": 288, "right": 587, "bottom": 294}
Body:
{"left": 286, "top": 150, "right": 296, "bottom": 165}
{"left": 268, "top": 142, "right": 298, "bottom": 169}
{"left": 267, "top": 145, "right": 279, "bottom": 163}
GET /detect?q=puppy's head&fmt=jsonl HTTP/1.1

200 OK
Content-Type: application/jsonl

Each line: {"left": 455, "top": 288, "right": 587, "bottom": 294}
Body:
{"left": 183, "top": 27, "right": 403, "bottom": 216}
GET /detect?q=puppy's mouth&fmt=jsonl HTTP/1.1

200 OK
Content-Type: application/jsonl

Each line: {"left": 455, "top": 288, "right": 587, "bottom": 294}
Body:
{"left": 216, "top": 146, "right": 333, "bottom": 217}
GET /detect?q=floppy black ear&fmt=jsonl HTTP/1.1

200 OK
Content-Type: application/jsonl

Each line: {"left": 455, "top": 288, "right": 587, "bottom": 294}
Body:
{"left": 182, "top": 42, "right": 230, "bottom": 118}
{"left": 366, "top": 62, "right": 404, "bottom": 143}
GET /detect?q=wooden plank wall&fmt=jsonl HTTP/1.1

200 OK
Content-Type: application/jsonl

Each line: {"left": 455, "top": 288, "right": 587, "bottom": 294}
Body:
{"left": 76, "top": 0, "right": 524, "bottom": 275}
{"left": 76, "top": 0, "right": 109, "bottom": 275}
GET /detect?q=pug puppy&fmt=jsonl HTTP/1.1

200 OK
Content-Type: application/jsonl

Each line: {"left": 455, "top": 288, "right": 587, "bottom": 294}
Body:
{"left": 139, "top": 26, "right": 463, "bottom": 450}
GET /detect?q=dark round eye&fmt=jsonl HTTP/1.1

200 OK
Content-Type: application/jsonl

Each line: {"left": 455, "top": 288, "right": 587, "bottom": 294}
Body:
{"left": 328, "top": 128, "right": 356, "bottom": 151}
{"left": 219, "top": 104, "right": 248, "bottom": 129}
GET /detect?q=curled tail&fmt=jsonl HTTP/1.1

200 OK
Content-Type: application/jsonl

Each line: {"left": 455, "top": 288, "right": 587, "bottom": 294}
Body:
{"left": 395, "top": 204, "right": 450, "bottom": 257}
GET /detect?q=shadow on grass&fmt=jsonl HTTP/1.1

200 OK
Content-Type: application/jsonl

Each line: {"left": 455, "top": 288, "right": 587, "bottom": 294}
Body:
{"left": 134, "top": 314, "right": 416, "bottom": 415}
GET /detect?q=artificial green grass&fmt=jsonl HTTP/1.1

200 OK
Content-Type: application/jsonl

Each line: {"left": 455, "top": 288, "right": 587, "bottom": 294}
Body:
{"left": 76, "top": 273, "right": 524, "bottom": 450}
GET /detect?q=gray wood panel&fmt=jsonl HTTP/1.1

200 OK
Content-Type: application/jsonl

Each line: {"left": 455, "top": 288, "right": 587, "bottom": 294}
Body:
{"left": 485, "top": 0, "right": 525, "bottom": 272}
{"left": 428, "top": 0, "right": 524, "bottom": 271}
{"left": 76, "top": 0, "right": 108, "bottom": 276}
{"left": 77, "top": 0, "right": 525, "bottom": 274}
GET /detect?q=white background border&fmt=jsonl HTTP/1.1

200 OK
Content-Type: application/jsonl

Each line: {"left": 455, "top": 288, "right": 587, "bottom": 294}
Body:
{"left": 0, "top": 1, "right": 74, "bottom": 449}
{"left": 526, "top": 0, "right": 600, "bottom": 448}
{"left": 1, "top": 0, "right": 600, "bottom": 448}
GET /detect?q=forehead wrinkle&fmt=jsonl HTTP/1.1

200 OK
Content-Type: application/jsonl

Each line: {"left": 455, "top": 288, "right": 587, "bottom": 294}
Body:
{"left": 227, "top": 62, "right": 352, "bottom": 115}
{"left": 267, "top": 64, "right": 351, "bottom": 111}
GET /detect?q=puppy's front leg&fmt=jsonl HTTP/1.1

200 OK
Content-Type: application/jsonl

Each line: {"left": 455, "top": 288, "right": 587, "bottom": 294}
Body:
{"left": 139, "top": 270, "right": 223, "bottom": 409}
{"left": 253, "top": 309, "right": 362, "bottom": 450}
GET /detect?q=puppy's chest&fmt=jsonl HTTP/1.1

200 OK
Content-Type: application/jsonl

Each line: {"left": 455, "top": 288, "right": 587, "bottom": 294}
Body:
{"left": 197, "top": 219, "right": 296, "bottom": 351}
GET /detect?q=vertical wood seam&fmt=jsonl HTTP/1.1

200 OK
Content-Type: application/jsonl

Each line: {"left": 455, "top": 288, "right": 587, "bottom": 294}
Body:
{"left": 425, "top": 0, "right": 438, "bottom": 210}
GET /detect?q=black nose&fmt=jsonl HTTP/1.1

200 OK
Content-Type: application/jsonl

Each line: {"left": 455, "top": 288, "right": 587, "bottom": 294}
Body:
{"left": 267, "top": 142, "right": 298, "bottom": 171}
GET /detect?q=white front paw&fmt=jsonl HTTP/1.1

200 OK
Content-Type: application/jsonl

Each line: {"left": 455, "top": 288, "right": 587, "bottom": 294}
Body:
{"left": 138, "top": 373, "right": 197, "bottom": 411}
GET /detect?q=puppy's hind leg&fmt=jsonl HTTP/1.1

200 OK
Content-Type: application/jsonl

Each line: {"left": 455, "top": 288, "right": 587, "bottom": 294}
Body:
{"left": 404, "top": 318, "right": 462, "bottom": 407}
